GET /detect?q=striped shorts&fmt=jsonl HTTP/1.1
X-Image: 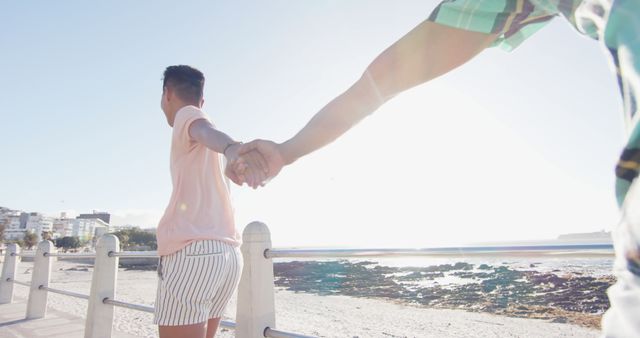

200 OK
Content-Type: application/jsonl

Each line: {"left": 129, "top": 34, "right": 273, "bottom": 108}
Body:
{"left": 153, "top": 239, "right": 243, "bottom": 326}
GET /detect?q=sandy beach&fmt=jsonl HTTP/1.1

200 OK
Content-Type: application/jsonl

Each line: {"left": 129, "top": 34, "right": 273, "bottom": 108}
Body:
{"left": 4, "top": 259, "right": 601, "bottom": 338}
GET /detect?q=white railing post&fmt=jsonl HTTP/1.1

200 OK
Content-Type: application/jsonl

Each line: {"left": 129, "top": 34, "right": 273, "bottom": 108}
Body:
{"left": 26, "top": 240, "right": 54, "bottom": 319}
{"left": 236, "top": 222, "right": 276, "bottom": 338}
{"left": 85, "top": 234, "right": 119, "bottom": 338}
{"left": 0, "top": 243, "right": 20, "bottom": 304}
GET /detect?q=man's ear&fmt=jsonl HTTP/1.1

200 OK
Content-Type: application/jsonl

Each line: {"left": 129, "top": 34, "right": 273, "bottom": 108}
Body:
{"left": 200, "top": 98, "right": 205, "bottom": 108}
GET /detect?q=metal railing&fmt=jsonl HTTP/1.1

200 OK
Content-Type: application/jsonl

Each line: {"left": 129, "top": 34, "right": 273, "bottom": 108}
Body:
{"left": 6, "top": 278, "right": 30, "bottom": 288}
{"left": 265, "top": 243, "right": 614, "bottom": 258}
{"left": 100, "top": 297, "right": 237, "bottom": 331}
{"left": 40, "top": 285, "right": 90, "bottom": 300}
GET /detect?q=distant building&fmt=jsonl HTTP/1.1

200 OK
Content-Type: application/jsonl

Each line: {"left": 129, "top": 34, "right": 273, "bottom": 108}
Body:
{"left": 72, "top": 218, "right": 109, "bottom": 242}
{"left": 2, "top": 210, "right": 54, "bottom": 242}
{"left": 0, "top": 208, "right": 10, "bottom": 223}
{"left": 1, "top": 208, "right": 24, "bottom": 241}
{"left": 77, "top": 211, "right": 110, "bottom": 224}
{"left": 4, "top": 215, "right": 20, "bottom": 228}
{"left": 19, "top": 213, "right": 29, "bottom": 229}
{"left": 0, "top": 208, "right": 19, "bottom": 225}
{"left": 95, "top": 226, "right": 108, "bottom": 238}
{"left": 4, "top": 214, "right": 26, "bottom": 241}
{"left": 52, "top": 218, "right": 73, "bottom": 239}
{"left": 72, "top": 211, "right": 111, "bottom": 243}
{"left": 25, "top": 213, "right": 53, "bottom": 242}
{"left": 1, "top": 208, "right": 115, "bottom": 243}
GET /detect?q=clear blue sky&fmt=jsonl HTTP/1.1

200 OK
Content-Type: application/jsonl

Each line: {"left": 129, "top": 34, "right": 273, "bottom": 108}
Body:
{"left": 0, "top": 1, "right": 625, "bottom": 247}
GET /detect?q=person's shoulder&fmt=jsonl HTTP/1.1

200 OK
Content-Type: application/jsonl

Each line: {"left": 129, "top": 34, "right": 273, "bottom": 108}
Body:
{"left": 175, "top": 106, "right": 210, "bottom": 128}
{"left": 176, "top": 105, "right": 208, "bottom": 120}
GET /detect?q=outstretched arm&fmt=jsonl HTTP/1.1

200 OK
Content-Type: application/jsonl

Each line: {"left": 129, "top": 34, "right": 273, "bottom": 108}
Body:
{"left": 236, "top": 21, "right": 499, "bottom": 186}
{"left": 278, "top": 21, "right": 498, "bottom": 164}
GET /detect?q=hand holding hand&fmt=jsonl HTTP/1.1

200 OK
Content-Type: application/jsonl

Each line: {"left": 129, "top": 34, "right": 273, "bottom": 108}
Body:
{"left": 224, "top": 143, "right": 268, "bottom": 188}
{"left": 226, "top": 139, "right": 286, "bottom": 188}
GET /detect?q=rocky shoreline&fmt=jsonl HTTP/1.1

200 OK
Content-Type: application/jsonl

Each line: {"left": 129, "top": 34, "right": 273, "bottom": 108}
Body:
{"left": 273, "top": 260, "right": 614, "bottom": 329}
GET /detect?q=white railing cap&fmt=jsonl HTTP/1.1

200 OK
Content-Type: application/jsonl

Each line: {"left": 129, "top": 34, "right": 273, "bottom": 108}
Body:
{"left": 242, "top": 221, "right": 271, "bottom": 242}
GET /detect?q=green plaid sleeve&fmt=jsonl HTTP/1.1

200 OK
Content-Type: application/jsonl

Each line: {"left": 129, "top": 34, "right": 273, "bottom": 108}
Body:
{"left": 427, "top": 0, "right": 568, "bottom": 51}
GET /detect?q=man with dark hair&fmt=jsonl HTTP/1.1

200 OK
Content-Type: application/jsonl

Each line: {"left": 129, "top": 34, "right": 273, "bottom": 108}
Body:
{"left": 162, "top": 65, "right": 205, "bottom": 104}
{"left": 154, "top": 65, "right": 265, "bottom": 338}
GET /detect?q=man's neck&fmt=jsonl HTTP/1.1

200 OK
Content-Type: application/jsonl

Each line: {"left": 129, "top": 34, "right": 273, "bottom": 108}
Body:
{"left": 175, "top": 102, "right": 201, "bottom": 113}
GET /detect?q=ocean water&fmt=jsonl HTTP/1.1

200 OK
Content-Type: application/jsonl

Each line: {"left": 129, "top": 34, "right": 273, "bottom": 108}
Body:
{"left": 273, "top": 244, "right": 616, "bottom": 278}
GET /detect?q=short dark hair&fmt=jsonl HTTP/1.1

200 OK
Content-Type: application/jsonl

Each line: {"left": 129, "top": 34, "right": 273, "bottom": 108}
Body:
{"left": 162, "top": 65, "right": 205, "bottom": 103}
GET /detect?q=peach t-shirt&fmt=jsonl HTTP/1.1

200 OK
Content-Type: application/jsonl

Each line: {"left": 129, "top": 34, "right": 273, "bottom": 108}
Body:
{"left": 156, "top": 105, "right": 241, "bottom": 256}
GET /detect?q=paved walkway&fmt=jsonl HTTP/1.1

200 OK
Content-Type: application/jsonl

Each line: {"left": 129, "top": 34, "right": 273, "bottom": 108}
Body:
{"left": 0, "top": 297, "right": 138, "bottom": 338}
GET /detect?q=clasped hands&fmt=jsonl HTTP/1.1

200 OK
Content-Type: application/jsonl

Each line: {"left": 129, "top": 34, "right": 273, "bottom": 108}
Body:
{"left": 224, "top": 140, "right": 285, "bottom": 188}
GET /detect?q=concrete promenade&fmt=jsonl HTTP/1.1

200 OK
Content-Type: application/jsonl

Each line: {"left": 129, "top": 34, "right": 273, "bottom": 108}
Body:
{"left": 0, "top": 296, "right": 138, "bottom": 338}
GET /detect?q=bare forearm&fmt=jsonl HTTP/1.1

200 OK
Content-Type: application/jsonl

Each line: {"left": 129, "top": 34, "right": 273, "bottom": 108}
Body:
{"left": 279, "top": 21, "right": 497, "bottom": 164}
{"left": 280, "top": 73, "right": 383, "bottom": 164}
{"left": 189, "top": 120, "right": 237, "bottom": 154}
